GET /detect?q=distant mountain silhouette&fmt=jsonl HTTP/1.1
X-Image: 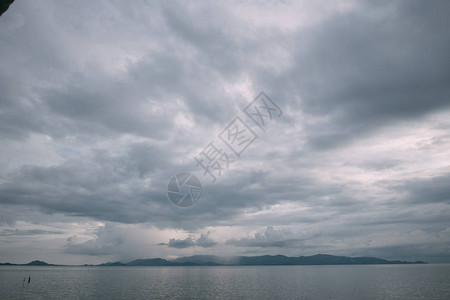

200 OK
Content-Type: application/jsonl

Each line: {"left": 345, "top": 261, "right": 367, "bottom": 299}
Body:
{"left": 0, "top": 260, "right": 80, "bottom": 266}
{"left": 96, "top": 254, "right": 425, "bottom": 266}
{"left": 0, "top": 254, "right": 426, "bottom": 267}
{"left": 26, "top": 260, "right": 52, "bottom": 266}
{"left": 234, "top": 254, "right": 425, "bottom": 265}
{"left": 0, "top": 260, "right": 56, "bottom": 266}
{"left": 127, "top": 258, "right": 175, "bottom": 266}
{"left": 97, "top": 261, "right": 127, "bottom": 266}
{"left": 172, "top": 255, "right": 235, "bottom": 265}
{"left": 102, "top": 258, "right": 221, "bottom": 267}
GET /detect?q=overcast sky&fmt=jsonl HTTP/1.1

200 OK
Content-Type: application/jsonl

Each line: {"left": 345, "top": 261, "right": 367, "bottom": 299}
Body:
{"left": 1, "top": 0, "right": 449, "bottom": 265}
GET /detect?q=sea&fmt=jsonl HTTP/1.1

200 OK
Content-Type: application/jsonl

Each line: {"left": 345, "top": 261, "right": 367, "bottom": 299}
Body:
{"left": 1, "top": 264, "right": 449, "bottom": 299}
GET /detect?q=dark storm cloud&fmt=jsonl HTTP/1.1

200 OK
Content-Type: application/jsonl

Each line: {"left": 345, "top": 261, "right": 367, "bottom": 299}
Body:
{"left": 161, "top": 2, "right": 243, "bottom": 79}
{"left": 0, "top": 150, "right": 288, "bottom": 228}
{"left": 1, "top": 161, "right": 153, "bottom": 225}
{"left": 2, "top": 0, "right": 448, "bottom": 147}
{"left": 167, "top": 237, "right": 195, "bottom": 249}
{"left": 258, "top": 0, "right": 450, "bottom": 151}
{"left": 0, "top": 75, "right": 48, "bottom": 140}
{"left": 0, "top": 1, "right": 232, "bottom": 142}
{"left": 0, "top": 141, "right": 425, "bottom": 231}
{"left": 390, "top": 173, "right": 450, "bottom": 204}
{"left": 42, "top": 80, "right": 173, "bottom": 140}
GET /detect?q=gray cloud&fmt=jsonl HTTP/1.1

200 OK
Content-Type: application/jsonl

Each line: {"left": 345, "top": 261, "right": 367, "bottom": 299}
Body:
{"left": 196, "top": 233, "right": 218, "bottom": 248}
{"left": 391, "top": 173, "right": 450, "bottom": 204}
{"left": 0, "top": 229, "right": 63, "bottom": 236}
{"left": 65, "top": 224, "right": 125, "bottom": 256}
{"left": 226, "top": 227, "right": 304, "bottom": 248}
{"left": 259, "top": 0, "right": 450, "bottom": 151}
{"left": 167, "top": 233, "right": 217, "bottom": 249}
{"left": 167, "top": 237, "right": 195, "bottom": 249}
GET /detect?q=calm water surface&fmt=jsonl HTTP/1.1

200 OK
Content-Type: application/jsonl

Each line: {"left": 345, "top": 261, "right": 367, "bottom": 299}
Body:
{"left": 1, "top": 264, "right": 449, "bottom": 299}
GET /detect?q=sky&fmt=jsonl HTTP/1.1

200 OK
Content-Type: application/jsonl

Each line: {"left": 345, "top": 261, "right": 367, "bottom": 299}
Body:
{"left": 0, "top": 0, "right": 449, "bottom": 265}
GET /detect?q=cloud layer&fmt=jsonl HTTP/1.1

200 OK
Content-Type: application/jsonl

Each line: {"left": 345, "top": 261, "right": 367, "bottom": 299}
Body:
{"left": 0, "top": 0, "right": 449, "bottom": 264}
